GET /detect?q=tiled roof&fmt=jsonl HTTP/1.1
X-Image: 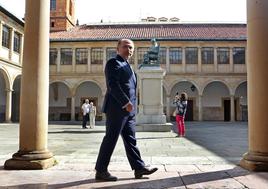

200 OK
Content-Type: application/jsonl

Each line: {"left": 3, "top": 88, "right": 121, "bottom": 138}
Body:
{"left": 50, "top": 23, "right": 247, "bottom": 42}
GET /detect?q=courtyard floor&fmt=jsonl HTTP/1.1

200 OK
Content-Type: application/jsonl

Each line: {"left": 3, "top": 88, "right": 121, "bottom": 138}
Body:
{"left": 0, "top": 121, "right": 267, "bottom": 188}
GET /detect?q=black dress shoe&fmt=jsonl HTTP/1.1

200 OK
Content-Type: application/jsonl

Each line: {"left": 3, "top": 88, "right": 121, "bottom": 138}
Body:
{"left": 95, "top": 171, "right": 118, "bottom": 181}
{"left": 134, "top": 167, "right": 158, "bottom": 179}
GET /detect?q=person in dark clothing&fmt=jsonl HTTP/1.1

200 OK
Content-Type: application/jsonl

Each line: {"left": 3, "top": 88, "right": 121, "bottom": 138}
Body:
{"left": 95, "top": 39, "right": 158, "bottom": 181}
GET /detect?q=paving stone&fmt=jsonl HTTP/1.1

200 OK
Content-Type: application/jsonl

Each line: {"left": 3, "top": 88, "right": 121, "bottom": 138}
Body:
{"left": 0, "top": 122, "right": 267, "bottom": 188}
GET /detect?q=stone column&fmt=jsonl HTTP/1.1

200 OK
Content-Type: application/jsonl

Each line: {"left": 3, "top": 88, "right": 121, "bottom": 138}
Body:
{"left": 5, "top": 0, "right": 55, "bottom": 170}
{"left": 134, "top": 50, "right": 138, "bottom": 70}
{"left": 198, "top": 47, "right": 202, "bottom": 72}
{"left": 214, "top": 47, "right": 218, "bottom": 72}
{"left": 166, "top": 47, "right": 170, "bottom": 73}
{"left": 240, "top": 0, "right": 268, "bottom": 171}
{"left": 72, "top": 48, "right": 75, "bottom": 72}
{"left": 198, "top": 95, "right": 203, "bottom": 121}
{"left": 71, "top": 95, "right": 75, "bottom": 121}
{"left": 0, "top": 21, "right": 2, "bottom": 46}
{"left": 56, "top": 48, "right": 60, "bottom": 73}
{"left": 19, "top": 35, "right": 24, "bottom": 65}
{"left": 5, "top": 89, "right": 12, "bottom": 123}
{"left": 230, "top": 95, "right": 235, "bottom": 122}
{"left": 87, "top": 47, "right": 91, "bottom": 72}
{"left": 230, "top": 47, "right": 234, "bottom": 72}
{"left": 103, "top": 47, "right": 107, "bottom": 72}
{"left": 9, "top": 28, "right": 14, "bottom": 60}
{"left": 166, "top": 95, "right": 171, "bottom": 122}
{"left": 182, "top": 47, "right": 186, "bottom": 73}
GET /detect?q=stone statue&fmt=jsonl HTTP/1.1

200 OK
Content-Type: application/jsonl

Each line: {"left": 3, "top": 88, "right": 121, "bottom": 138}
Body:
{"left": 141, "top": 38, "right": 160, "bottom": 67}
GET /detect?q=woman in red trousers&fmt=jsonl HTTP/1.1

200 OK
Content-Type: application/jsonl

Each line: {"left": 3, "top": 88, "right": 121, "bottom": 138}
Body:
{"left": 173, "top": 92, "right": 188, "bottom": 137}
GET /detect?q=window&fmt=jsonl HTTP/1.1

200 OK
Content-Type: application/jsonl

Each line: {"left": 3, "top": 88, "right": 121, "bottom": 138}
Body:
{"left": 13, "top": 32, "right": 21, "bottom": 53}
{"left": 137, "top": 47, "right": 149, "bottom": 64}
{"left": 128, "top": 54, "right": 135, "bottom": 64}
{"left": 60, "top": 48, "right": 72, "bottom": 65}
{"left": 159, "top": 47, "right": 166, "bottom": 64}
{"left": 2, "top": 25, "right": 10, "bottom": 48}
{"left": 91, "top": 48, "right": 103, "bottom": 64}
{"left": 217, "top": 47, "right": 229, "bottom": 64}
{"left": 201, "top": 47, "right": 214, "bottom": 64}
{"left": 169, "top": 47, "right": 182, "bottom": 64}
{"left": 49, "top": 48, "right": 57, "bottom": 65}
{"left": 186, "top": 47, "right": 198, "bottom": 64}
{"left": 51, "top": 21, "right": 55, "bottom": 28}
{"left": 50, "top": 0, "right": 56, "bottom": 11}
{"left": 76, "top": 48, "right": 88, "bottom": 64}
{"left": 106, "top": 48, "right": 117, "bottom": 61}
{"left": 233, "top": 47, "right": 245, "bottom": 64}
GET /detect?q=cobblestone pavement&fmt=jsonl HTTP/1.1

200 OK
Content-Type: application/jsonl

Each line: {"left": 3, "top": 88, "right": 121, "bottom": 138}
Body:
{"left": 0, "top": 121, "right": 268, "bottom": 188}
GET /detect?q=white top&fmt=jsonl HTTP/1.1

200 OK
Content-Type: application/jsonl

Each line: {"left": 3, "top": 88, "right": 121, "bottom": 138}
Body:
{"left": 81, "top": 103, "right": 91, "bottom": 116}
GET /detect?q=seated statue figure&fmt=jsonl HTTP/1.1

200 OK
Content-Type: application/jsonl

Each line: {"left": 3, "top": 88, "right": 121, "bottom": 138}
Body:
{"left": 143, "top": 38, "right": 160, "bottom": 65}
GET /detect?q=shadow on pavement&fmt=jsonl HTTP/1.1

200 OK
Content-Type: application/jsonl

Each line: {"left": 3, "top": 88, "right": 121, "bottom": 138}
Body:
{"left": 45, "top": 167, "right": 249, "bottom": 189}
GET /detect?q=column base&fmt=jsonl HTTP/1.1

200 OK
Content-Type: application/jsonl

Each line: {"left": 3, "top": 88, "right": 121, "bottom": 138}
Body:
{"left": 4, "top": 150, "right": 57, "bottom": 170}
{"left": 240, "top": 152, "right": 268, "bottom": 172}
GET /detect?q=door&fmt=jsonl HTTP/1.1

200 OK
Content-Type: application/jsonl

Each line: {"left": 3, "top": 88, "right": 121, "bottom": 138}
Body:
{"left": 185, "top": 100, "right": 193, "bottom": 121}
{"left": 224, "top": 99, "right": 230, "bottom": 121}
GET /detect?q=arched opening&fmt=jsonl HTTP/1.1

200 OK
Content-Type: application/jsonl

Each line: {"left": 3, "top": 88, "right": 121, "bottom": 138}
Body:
{"left": 235, "top": 81, "right": 247, "bottom": 121}
{"left": 49, "top": 82, "right": 71, "bottom": 121}
{"left": 11, "top": 75, "right": 21, "bottom": 122}
{"left": 202, "top": 81, "right": 231, "bottom": 121}
{"left": 0, "top": 71, "right": 7, "bottom": 122}
{"left": 75, "top": 81, "right": 103, "bottom": 121}
{"left": 170, "top": 81, "right": 199, "bottom": 121}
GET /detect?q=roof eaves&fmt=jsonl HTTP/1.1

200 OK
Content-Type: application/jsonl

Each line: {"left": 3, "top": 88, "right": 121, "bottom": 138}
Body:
{"left": 50, "top": 37, "right": 247, "bottom": 42}
{"left": 0, "top": 5, "right": 24, "bottom": 27}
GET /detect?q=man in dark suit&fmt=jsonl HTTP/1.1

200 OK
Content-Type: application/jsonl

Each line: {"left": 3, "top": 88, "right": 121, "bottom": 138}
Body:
{"left": 95, "top": 39, "right": 158, "bottom": 181}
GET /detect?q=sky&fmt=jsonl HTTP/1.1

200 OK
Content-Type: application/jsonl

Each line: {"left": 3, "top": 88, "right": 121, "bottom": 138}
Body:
{"left": 0, "top": 0, "right": 246, "bottom": 24}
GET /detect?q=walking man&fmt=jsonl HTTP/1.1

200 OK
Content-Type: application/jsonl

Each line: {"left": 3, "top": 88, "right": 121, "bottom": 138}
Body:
{"left": 95, "top": 39, "right": 158, "bottom": 181}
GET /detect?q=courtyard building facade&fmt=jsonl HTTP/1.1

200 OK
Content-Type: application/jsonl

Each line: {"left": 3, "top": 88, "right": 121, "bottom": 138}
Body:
{"left": 48, "top": 22, "right": 247, "bottom": 122}
{"left": 0, "top": 1, "right": 247, "bottom": 123}
{"left": 0, "top": 5, "right": 24, "bottom": 122}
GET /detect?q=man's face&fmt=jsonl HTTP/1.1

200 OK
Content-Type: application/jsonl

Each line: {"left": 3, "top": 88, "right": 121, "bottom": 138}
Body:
{"left": 117, "top": 40, "right": 134, "bottom": 60}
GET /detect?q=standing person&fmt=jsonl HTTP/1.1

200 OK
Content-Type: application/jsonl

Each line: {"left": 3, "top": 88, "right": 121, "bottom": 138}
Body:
{"left": 81, "top": 99, "right": 90, "bottom": 129}
{"left": 173, "top": 92, "right": 188, "bottom": 137}
{"left": 89, "top": 102, "right": 96, "bottom": 129}
{"left": 95, "top": 39, "right": 158, "bottom": 181}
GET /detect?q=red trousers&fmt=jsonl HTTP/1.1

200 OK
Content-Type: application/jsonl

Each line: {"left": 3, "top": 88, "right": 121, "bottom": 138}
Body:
{"left": 176, "top": 115, "right": 185, "bottom": 136}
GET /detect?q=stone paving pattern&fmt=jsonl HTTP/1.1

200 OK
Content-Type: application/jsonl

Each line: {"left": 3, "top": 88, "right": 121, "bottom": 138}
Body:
{"left": 0, "top": 122, "right": 268, "bottom": 188}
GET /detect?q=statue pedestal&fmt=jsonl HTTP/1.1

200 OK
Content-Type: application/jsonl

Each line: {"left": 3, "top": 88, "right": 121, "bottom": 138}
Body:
{"left": 136, "top": 66, "right": 171, "bottom": 131}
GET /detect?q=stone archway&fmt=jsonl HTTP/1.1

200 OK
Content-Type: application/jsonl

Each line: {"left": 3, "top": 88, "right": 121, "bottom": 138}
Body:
{"left": 0, "top": 71, "right": 7, "bottom": 122}
{"left": 0, "top": 68, "right": 12, "bottom": 123}
{"left": 170, "top": 81, "right": 199, "bottom": 121}
{"left": 49, "top": 82, "right": 72, "bottom": 121}
{"left": 11, "top": 75, "right": 21, "bottom": 122}
{"left": 75, "top": 81, "right": 103, "bottom": 121}
{"left": 202, "top": 81, "right": 231, "bottom": 121}
{"left": 235, "top": 81, "right": 247, "bottom": 121}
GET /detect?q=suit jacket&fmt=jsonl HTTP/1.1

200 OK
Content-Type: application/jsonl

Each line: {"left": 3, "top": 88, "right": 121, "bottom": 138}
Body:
{"left": 102, "top": 55, "right": 137, "bottom": 116}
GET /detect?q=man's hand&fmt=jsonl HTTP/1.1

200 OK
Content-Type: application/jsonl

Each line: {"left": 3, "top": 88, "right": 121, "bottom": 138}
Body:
{"left": 125, "top": 102, "right": 134, "bottom": 112}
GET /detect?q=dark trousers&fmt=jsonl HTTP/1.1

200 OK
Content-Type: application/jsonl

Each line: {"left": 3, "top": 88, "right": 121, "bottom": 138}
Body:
{"left": 82, "top": 113, "right": 89, "bottom": 128}
{"left": 95, "top": 113, "right": 145, "bottom": 172}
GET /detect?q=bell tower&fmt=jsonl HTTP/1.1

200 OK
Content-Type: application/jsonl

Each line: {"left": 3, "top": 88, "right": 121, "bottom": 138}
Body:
{"left": 50, "top": 0, "right": 76, "bottom": 31}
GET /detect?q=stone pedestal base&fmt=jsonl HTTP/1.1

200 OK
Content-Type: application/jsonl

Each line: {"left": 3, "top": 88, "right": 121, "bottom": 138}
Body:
{"left": 136, "top": 114, "right": 166, "bottom": 124}
{"left": 240, "top": 152, "right": 268, "bottom": 172}
{"left": 136, "top": 123, "right": 172, "bottom": 132}
{"left": 4, "top": 150, "right": 56, "bottom": 170}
